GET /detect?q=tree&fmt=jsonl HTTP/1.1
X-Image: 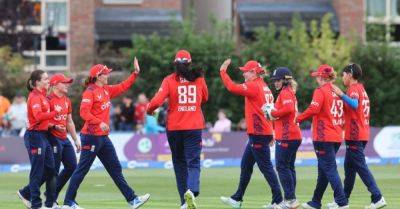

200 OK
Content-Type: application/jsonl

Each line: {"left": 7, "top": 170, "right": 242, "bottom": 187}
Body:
{"left": 0, "top": 46, "right": 27, "bottom": 98}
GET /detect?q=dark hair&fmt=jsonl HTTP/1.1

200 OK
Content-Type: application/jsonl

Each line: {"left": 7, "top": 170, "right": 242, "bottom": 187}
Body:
{"left": 84, "top": 77, "right": 97, "bottom": 88}
{"left": 343, "top": 63, "right": 362, "bottom": 80}
{"left": 26, "top": 70, "right": 46, "bottom": 91}
{"left": 175, "top": 62, "right": 204, "bottom": 82}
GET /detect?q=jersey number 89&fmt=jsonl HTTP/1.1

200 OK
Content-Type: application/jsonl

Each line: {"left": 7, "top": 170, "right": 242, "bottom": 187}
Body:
{"left": 178, "top": 85, "right": 196, "bottom": 104}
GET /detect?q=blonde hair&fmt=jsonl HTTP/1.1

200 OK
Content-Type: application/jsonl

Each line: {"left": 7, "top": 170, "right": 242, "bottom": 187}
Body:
{"left": 324, "top": 71, "right": 337, "bottom": 82}
{"left": 289, "top": 79, "right": 298, "bottom": 92}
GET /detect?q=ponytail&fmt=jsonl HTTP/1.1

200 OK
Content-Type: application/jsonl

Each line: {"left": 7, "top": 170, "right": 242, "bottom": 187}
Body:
{"left": 26, "top": 70, "right": 45, "bottom": 92}
{"left": 84, "top": 76, "right": 97, "bottom": 88}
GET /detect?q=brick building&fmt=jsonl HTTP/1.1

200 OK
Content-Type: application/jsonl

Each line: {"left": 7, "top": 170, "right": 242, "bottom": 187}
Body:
{"left": 9, "top": 0, "right": 398, "bottom": 72}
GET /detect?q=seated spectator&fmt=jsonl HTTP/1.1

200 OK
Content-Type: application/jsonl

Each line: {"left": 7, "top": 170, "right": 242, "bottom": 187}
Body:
{"left": 236, "top": 118, "right": 247, "bottom": 131}
{"left": 135, "top": 93, "right": 148, "bottom": 126}
{"left": 144, "top": 114, "right": 165, "bottom": 134}
{"left": 120, "top": 96, "right": 135, "bottom": 131}
{"left": 210, "top": 109, "right": 232, "bottom": 132}
{"left": 5, "top": 94, "right": 27, "bottom": 136}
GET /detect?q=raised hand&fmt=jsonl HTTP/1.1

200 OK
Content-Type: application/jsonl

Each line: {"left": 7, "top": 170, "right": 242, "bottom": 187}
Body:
{"left": 133, "top": 57, "right": 140, "bottom": 74}
{"left": 220, "top": 58, "right": 231, "bottom": 72}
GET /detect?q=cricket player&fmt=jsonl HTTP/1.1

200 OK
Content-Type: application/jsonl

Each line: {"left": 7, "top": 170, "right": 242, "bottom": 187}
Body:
{"left": 146, "top": 49, "right": 208, "bottom": 209}
{"left": 328, "top": 63, "right": 386, "bottom": 209}
{"left": 264, "top": 67, "right": 302, "bottom": 209}
{"left": 63, "top": 58, "right": 150, "bottom": 209}
{"left": 218, "top": 59, "right": 284, "bottom": 209}
{"left": 297, "top": 64, "right": 349, "bottom": 209}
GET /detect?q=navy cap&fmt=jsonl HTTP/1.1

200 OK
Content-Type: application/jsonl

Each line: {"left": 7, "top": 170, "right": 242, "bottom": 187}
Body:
{"left": 271, "top": 67, "right": 293, "bottom": 81}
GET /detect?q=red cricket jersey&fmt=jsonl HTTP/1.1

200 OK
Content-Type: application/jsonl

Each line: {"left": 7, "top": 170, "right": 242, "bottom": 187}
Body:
{"left": 297, "top": 83, "right": 344, "bottom": 142}
{"left": 80, "top": 73, "right": 137, "bottom": 136}
{"left": 220, "top": 70, "right": 273, "bottom": 135}
{"left": 147, "top": 73, "right": 208, "bottom": 131}
{"left": 48, "top": 93, "right": 72, "bottom": 139}
{"left": 344, "top": 83, "right": 370, "bottom": 141}
{"left": 271, "top": 86, "right": 302, "bottom": 140}
{"left": 27, "top": 89, "right": 57, "bottom": 131}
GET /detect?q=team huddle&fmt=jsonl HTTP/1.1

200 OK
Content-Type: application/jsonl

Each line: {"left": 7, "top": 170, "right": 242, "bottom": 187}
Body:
{"left": 16, "top": 50, "right": 387, "bottom": 209}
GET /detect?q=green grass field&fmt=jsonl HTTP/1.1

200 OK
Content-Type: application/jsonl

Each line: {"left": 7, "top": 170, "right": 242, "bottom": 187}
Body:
{"left": 0, "top": 165, "right": 399, "bottom": 209}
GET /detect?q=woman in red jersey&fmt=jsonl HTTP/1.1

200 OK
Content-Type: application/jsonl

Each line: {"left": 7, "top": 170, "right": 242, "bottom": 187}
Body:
{"left": 264, "top": 67, "right": 302, "bottom": 209}
{"left": 329, "top": 64, "right": 386, "bottom": 209}
{"left": 22, "top": 70, "right": 62, "bottom": 209}
{"left": 218, "top": 59, "right": 283, "bottom": 209}
{"left": 18, "top": 73, "right": 81, "bottom": 208}
{"left": 63, "top": 58, "right": 150, "bottom": 209}
{"left": 146, "top": 50, "right": 208, "bottom": 209}
{"left": 297, "top": 64, "right": 349, "bottom": 209}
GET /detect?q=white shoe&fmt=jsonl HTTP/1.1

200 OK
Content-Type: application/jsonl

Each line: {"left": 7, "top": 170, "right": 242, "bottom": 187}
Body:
{"left": 184, "top": 190, "right": 197, "bottom": 209}
{"left": 61, "top": 203, "right": 85, "bottom": 209}
{"left": 17, "top": 190, "right": 31, "bottom": 208}
{"left": 220, "top": 196, "right": 242, "bottom": 209}
{"left": 129, "top": 193, "right": 151, "bottom": 209}
{"left": 365, "top": 197, "right": 387, "bottom": 209}
{"left": 52, "top": 202, "right": 62, "bottom": 209}
{"left": 301, "top": 202, "right": 317, "bottom": 209}
{"left": 262, "top": 203, "right": 281, "bottom": 209}
{"left": 181, "top": 203, "right": 187, "bottom": 209}
{"left": 327, "top": 201, "right": 338, "bottom": 209}
{"left": 327, "top": 204, "right": 349, "bottom": 209}
{"left": 285, "top": 199, "right": 300, "bottom": 208}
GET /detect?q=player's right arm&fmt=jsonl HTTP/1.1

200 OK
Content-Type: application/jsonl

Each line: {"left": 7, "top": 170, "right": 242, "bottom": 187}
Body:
{"left": 219, "top": 59, "right": 257, "bottom": 98}
{"left": 80, "top": 90, "right": 102, "bottom": 124}
{"left": 297, "top": 88, "right": 324, "bottom": 123}
{"left": 30, "top": 96, "right": 58, "bottom": 121}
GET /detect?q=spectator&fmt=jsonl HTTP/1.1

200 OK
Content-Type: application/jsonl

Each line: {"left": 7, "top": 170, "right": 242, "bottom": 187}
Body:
{"left": 144, "top": 114, "right": 165, "bottom": 134}
{"left": 210, "top": 109, "right": 232, "bottom": 132}
{"left": 0, "top": 94, "right": 11, "bottom": 136}
{"left": 120, "top": 96, "right": 135, "bottom": 131}
{"left": 112, "top": 105, "right": 122, "bottom": 131}
{"left": 157, "top": 102, "right": 168, "bottom": 127}
{"left": 5, "top": 94, "right": 27, "bottom": 136}
{"left": 134, "top": 93, "right": 148, "bottom": 126}
{"left": 236, "top": 118, "right": 247, "bottom": 131}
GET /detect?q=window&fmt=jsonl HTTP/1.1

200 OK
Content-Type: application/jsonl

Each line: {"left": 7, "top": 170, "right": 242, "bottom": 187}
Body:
{"left": 45, "top": 2, "right": 67, "bottom": 28}
{"left": 366, "top": 0, "right": 400, "bottom": 43}
{"left": 103, "top": 0, "right": 143, "bottom": 5}
{"left": 23, "top": 0, "right": 69, "bottom": 71}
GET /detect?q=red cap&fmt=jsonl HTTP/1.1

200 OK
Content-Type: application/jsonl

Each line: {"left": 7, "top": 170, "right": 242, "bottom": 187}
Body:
{"left": 239, "top": 60, "right": 264, "bottom": 74}
{"left": 311, "top": 64, "right": 335, "bottom": 78}
{"left": 89, "top": 64, "right": 112, "bottom": 78}
{"left": 50, "top": 73, "right": 73, "bottom": 86}
{"left": 174, "top": 50, "right": 191, "bottom": 63}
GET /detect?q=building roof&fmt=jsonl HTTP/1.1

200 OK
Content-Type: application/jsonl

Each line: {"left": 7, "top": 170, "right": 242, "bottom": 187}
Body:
{"left": 237, "top": 2, "right": 339, "bottom": 37}
{"left": 95, "top": 8, "right": 182, "bottom": 41}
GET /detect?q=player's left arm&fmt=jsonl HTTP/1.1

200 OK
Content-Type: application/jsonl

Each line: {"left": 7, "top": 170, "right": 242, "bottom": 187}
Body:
{"left": 107, "top": 57, "right": 140, "bottom": 98}
{"left": 201, "top": 77, "right": 209, "bottom": 104}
